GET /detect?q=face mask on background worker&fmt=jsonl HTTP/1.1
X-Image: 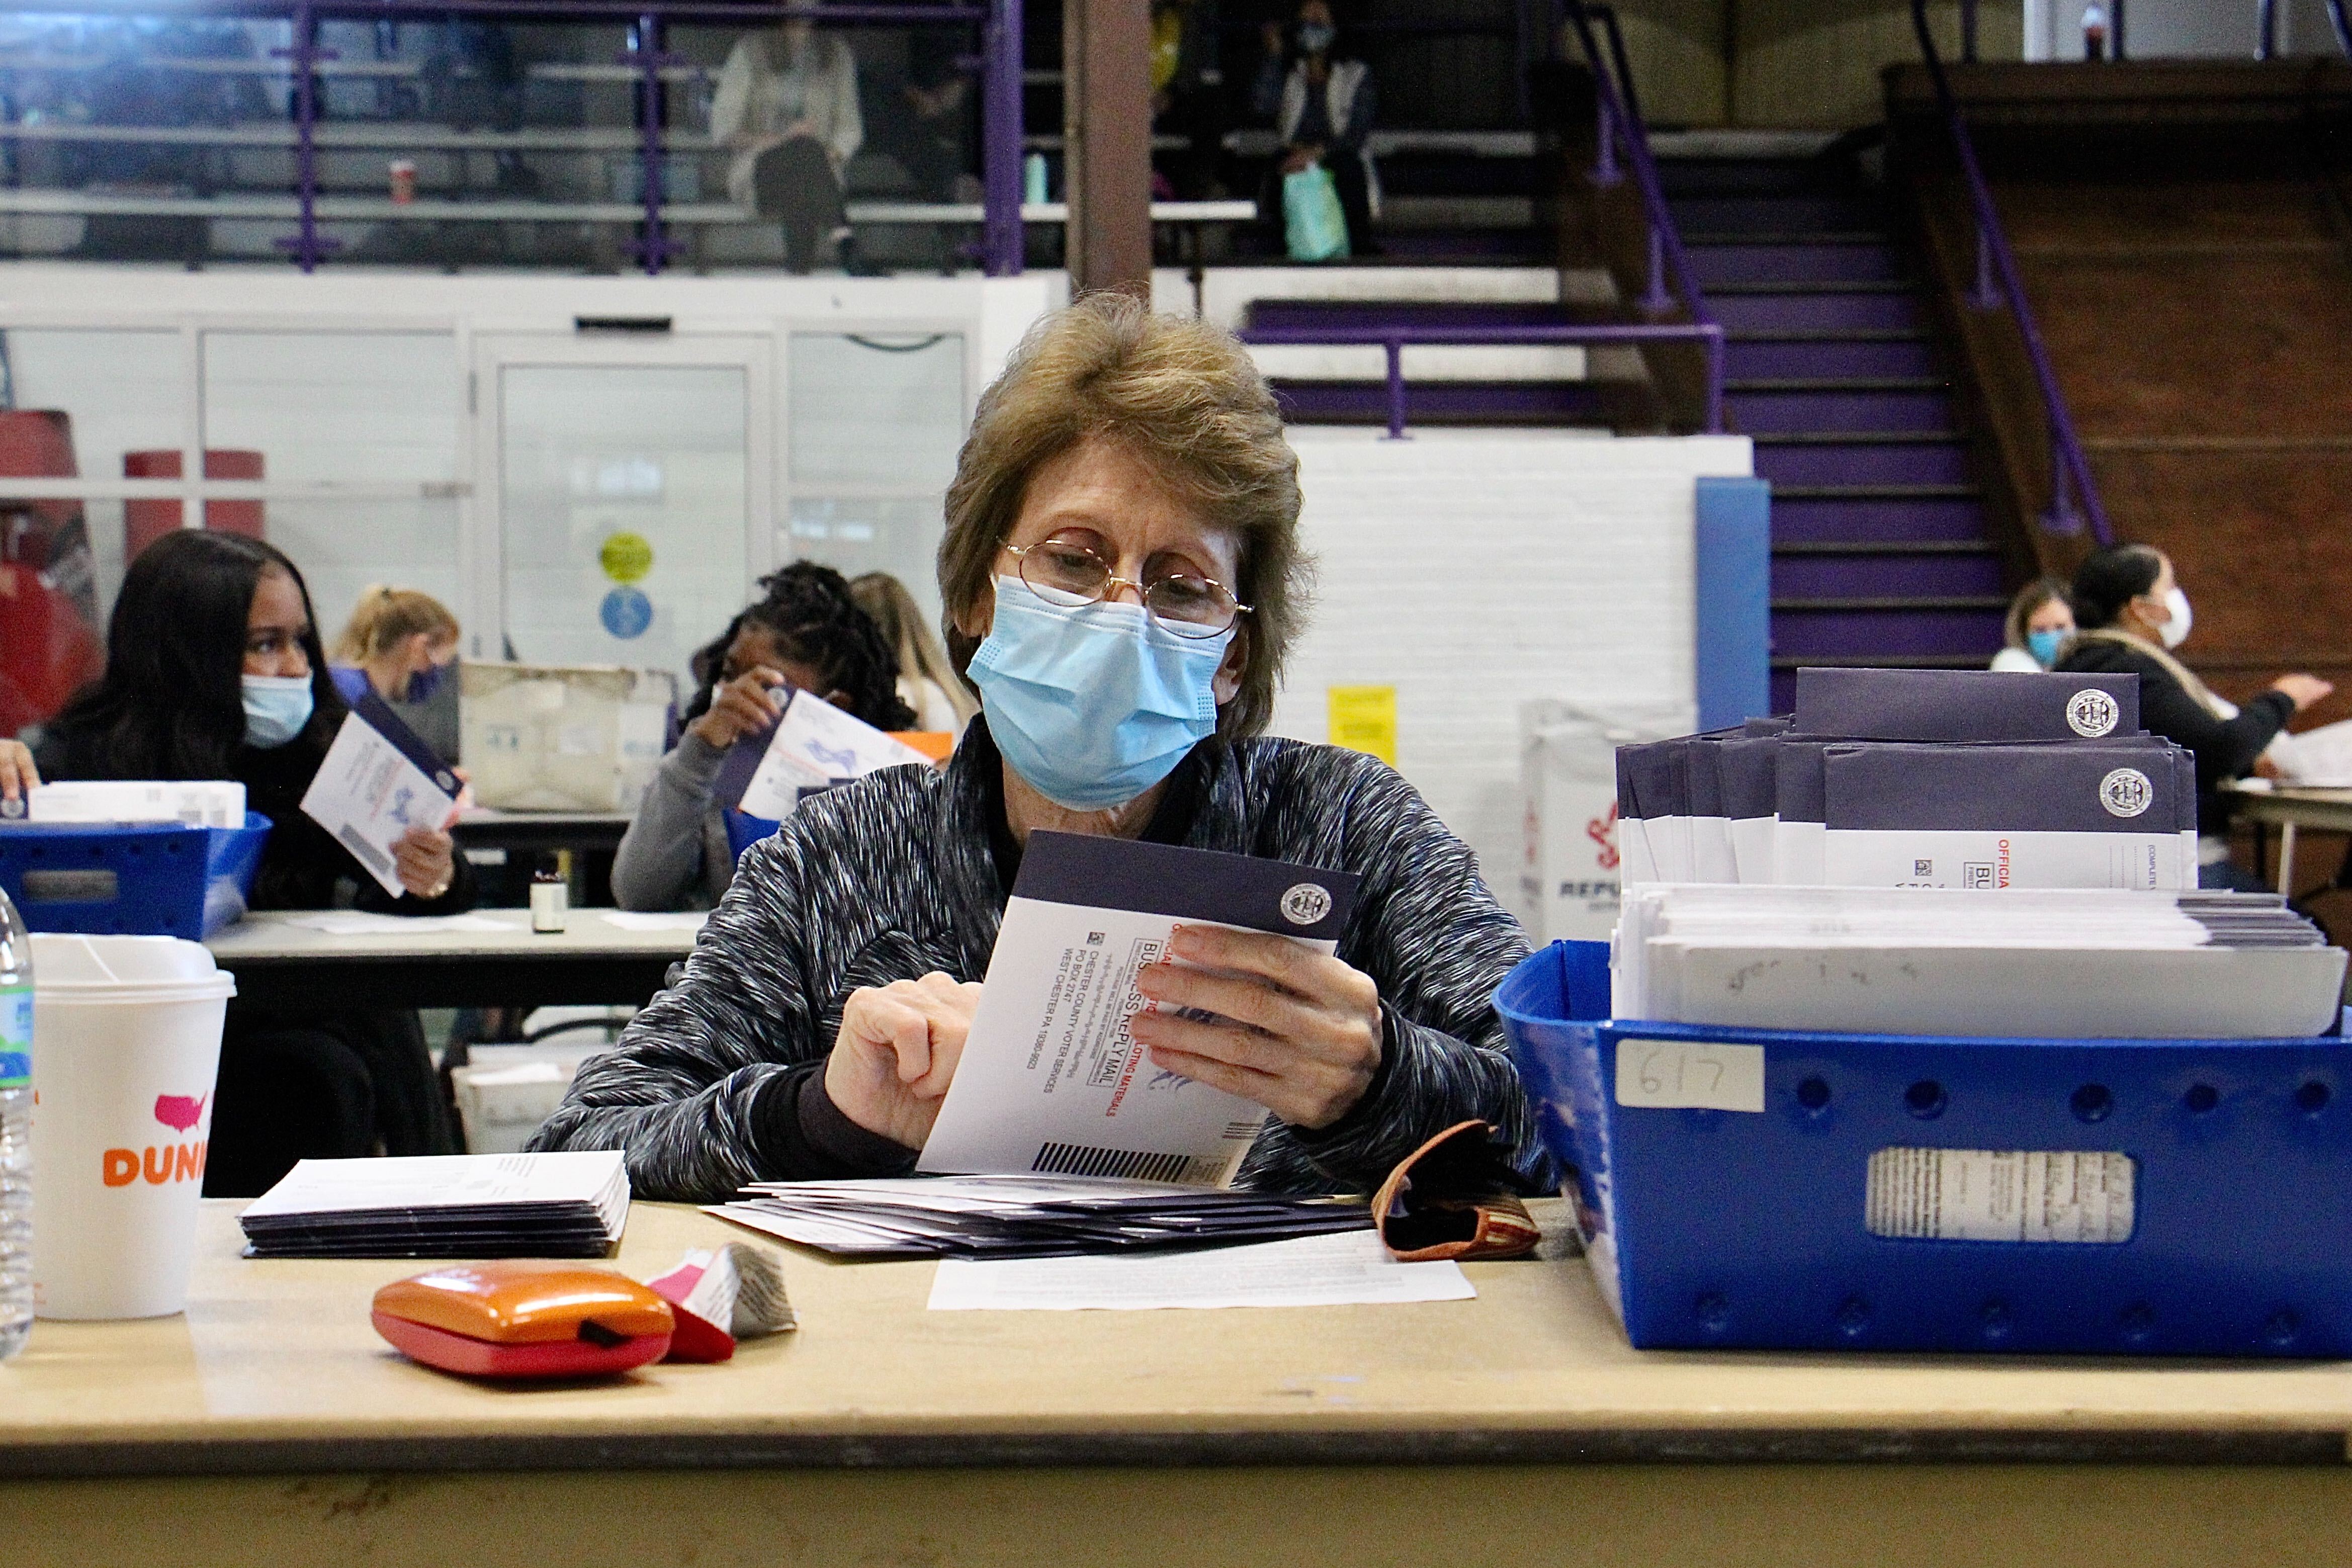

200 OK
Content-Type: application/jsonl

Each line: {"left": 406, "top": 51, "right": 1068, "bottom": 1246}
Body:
{"left": 241, "top": 674, "right": 314, "bottom": 749}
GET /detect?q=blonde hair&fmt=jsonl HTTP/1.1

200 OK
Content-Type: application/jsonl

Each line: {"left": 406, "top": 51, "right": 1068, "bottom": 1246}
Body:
{"left": 851, "top": 571, "right": 981, "bottom": 726}
{"left": 331, "top": 585, "right": 459, "bottom": 664}
{"left": 937, "top": 293, "right": 1310, "bottom": 739}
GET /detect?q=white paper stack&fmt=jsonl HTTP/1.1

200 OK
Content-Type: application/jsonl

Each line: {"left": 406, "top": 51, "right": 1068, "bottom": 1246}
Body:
{"left": 1615, "top": 885, "right": 2346, "bottom": 1039}
{"left": 25, "top": 779, "right": 246, "bottom": 827}
{"left": 238, "top": 1150, "right": 630, "bottom": 1258}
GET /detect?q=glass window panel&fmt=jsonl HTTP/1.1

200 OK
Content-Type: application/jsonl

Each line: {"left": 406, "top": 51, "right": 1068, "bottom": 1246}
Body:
{"left": 202, "top": 330, "right": 460, "bottom": 484}
{"left": 2, "top": 327, "right": 184, "bottom": 619}
{"left": 263, "top": 500, "right": 464, "bottom": 657}
{"left": 788, "top": 332, "right": 963, "bottom": 490}
{"left": 782, "top": 497, "right": 946, "bottom": 632}
{"left": 499, "top": 363, "right": 748, "bottom": 688}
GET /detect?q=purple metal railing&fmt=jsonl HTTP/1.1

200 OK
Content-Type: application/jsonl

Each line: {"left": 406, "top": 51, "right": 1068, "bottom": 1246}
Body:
{"left": 1236, "top": 321, "right": 1724, "bottom": 441}
{"left": 2261, "top": 0, "right": 2352, "bottom": 58}
{"left": 1908, "top": 0, "right": 2111, "bottom": 543}
{"left": 1232, "top": 2, "right": 1722, "bottom": 440}
{"left": 1, "top": 0, "right": 1007, "bottom": 275}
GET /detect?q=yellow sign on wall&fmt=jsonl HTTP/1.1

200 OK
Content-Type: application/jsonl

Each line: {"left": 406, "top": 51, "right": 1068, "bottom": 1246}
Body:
{"left": 598, "top": 531, "right": 654, "bottom": 584}
{"left": 1328, "top": 685, "right": 1398, "bottom": 766}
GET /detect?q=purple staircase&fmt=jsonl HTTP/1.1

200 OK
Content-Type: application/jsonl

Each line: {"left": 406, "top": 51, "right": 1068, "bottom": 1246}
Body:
{"left": 1670, "top": 162, "right": 2007, "bottom": 710}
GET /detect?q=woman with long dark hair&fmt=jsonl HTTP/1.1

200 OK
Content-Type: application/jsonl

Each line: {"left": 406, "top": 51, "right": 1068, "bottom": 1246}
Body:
{"left": 610, "top": 561, "right": 917, "bottom": 912}
{"left": 38, "top": 531, "right": 472, "bottom": 1193}
{"left": 2056, "top": 542, "right": 2332, "bottom": 887}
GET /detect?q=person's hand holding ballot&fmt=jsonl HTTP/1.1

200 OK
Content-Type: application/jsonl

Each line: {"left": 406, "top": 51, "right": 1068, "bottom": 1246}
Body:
{"left": 300, "top": 691, "right": 464, "bottom": 901}
{"left": 824, "top": 973, "right": 986, "bottom": 1150}
{"left": 1128, "top": 924, "right": 1383, "bottom": 1130}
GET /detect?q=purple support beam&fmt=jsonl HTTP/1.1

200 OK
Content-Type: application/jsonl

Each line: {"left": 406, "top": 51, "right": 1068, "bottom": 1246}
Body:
{"left": 1908, "top": 0, "right": 2110, "bottom": 544}
{"left": 1591, "top": 95, "right": 1621, "bottom": 188}
{"left": 269, "top": 1, "right": 342, "bottom": 271}
{"left": 982, "top": 0, "right": 1024, "bottom": 275}
{"left": 620, "top": 12, "right": 685, "bottom": 275}
{"left": 1969, "top": 225, "right": 2000, "bottom": 309}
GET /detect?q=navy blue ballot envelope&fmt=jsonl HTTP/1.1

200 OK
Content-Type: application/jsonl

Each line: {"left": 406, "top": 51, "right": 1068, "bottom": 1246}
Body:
{"left": 1792, "top": 666, "right": 2141, "bottom": 743}
{"left": 917, "top": 832, "right": 1363, "bottom": 1185}
{"left": 1819, "top": 738, "right": 2195, "bottom": 890}
{"left": 351, "top": 689, "right": 460, "bottom": 798}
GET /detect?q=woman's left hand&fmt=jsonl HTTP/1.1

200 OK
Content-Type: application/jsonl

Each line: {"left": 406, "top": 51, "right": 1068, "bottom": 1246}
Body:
{"left": 0, "top": 739, "right": 38, "bottom": 815}
{"left": 391, "top": 824, "right": 457, "bottom": 901}
{"left": 1129, "top": 923, "right": 1382, "bottom": 1130}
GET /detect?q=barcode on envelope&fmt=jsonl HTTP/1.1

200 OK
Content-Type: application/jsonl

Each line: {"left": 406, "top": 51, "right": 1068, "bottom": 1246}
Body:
{"left": 1032, "top": 1142, "right": 1228, "bottom": 1185}
{"left": 336, "top": 823, "right": 392, "bottom": 875}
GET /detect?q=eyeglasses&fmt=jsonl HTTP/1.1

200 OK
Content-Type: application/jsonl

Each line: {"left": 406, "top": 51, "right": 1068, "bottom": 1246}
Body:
{"left": 1005, "top": 535, "right": 1251, "bottom": 640}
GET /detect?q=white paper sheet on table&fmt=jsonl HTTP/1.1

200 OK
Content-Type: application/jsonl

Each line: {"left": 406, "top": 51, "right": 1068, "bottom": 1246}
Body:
{"left": 274, "top": 910, "right": 510, "bottom": 935}
{"left": 597, "top": 911, "right": 709, "bottom": 931}
{"left": 925, "top": 1229, "right": 1473, "bottom": 1311}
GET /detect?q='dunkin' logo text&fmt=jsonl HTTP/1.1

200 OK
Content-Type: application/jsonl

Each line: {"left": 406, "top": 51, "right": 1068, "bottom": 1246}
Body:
{"left": 102, "top": 1093, "right": 210, "bottom": 1186}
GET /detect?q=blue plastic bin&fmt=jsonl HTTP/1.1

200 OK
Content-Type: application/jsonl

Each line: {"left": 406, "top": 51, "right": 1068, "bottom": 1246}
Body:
{"left": 1496, "top": 938, "right": 2352, "bottom": 1357}
{"left": 0, "top": 813, "right": 273, "bottom": 940}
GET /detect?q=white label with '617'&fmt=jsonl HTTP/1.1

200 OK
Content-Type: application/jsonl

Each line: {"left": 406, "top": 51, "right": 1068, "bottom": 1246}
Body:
{"left": 1614, "top": 1040, "right": 1766, "bottom": 1113}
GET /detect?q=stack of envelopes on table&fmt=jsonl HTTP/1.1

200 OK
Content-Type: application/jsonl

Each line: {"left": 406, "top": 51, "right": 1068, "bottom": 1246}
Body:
{"left": 1613, "top": 884, "right": 2347, "bottom": 1038}
{"left": 238, "top": 1150, "right": 631, "bottom": 1258}
{"left": 710, "top": 1174, "right": 1372, "bottom": 1259}
{"left": 1616, "top": 667, "right": 2201, "bottom": 891}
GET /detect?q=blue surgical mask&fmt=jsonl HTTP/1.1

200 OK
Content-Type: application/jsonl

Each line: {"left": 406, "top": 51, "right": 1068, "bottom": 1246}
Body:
{"left": 2025, "top": 628, "right": 2066, "bottom": 667}
{"left": 241, "top": 673, "right": 315, "bottom": 749}
{"left": 967, "top": 576, "right": 1231, "bottom": 811}
{"left": 1297, "top": 21, "right": 1336, "bottom": 52}
{"left": 405, "top": 658, "right": 452, "bottom": 704}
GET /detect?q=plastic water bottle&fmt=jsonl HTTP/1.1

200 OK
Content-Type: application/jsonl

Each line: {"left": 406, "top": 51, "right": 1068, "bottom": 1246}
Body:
{"left": 0, "top": 889, "right": 30, "bottom": 1361}
{"left": 1024, "top": 151, "right": 1050, "bottom": 206}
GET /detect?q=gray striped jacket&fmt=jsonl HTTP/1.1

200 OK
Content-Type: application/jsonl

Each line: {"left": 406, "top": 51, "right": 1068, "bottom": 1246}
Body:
{"left": 532, "top": 722, "right": 1545, "bottom": 1201}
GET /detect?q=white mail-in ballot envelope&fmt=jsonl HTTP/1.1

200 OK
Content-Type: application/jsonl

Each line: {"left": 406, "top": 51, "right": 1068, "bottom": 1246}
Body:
{"left": 919, "top": 831, "right": 1362, "bottom": 1188}
{"left": 299, "top": 693, "right": 461, "bottom": 898}
{"left": 717, "top": 685, "right": 932, "bottom": 822}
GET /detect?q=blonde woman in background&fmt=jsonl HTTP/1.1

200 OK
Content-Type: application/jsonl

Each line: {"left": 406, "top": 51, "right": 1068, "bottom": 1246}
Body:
{"left": 850, "top": 571, "right": 978, "bottom": 737}
{"left": 330, "top": 585, "right": 461, "bottom": 762}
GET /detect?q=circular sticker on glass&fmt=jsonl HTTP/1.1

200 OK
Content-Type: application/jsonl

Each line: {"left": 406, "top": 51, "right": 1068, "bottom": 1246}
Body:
{"left": 599, "top": 585, "right": 654, "bottom": 640}
{"left": 2067, "top": 688, "right": 2120, "bottom": 739}
{"left": 2100, "top": 766, "right": 2153, "bottom": 818}
{"left": 599, "top": 531, "right": 654, "bottom": 585}
{"left": 1279, "top": 883, "right": 1333, "bottom": 926}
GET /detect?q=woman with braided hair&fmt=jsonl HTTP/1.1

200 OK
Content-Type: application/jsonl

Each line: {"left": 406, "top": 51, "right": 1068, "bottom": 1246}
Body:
{"left": 612, "top": 562, "right": 916, "bottom": 911}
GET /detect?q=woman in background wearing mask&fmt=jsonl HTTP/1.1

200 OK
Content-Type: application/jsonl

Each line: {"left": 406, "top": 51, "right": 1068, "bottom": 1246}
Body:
{"left": 1253, "top": 0, "right": 1378, "bottom": 256}
{"left": 2057, "top": 542, "right": 2332, "bottom": 888}
{"left": 534, "top": 296, "right": 1541, "bottom": 1201}
{"left": 329, "top": 584, "right": 461, "bottom": 763}
{"left": 37, "top": 532, "right": 470, "bottom": 1194}
{"left": 1989, "top": 577, "right": 2074, "bottom": 672}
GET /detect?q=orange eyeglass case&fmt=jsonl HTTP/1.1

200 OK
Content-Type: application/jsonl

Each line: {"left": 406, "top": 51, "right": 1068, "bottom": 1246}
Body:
{"left": 371, "top": 1262, "right": 675, "bottom": 1378}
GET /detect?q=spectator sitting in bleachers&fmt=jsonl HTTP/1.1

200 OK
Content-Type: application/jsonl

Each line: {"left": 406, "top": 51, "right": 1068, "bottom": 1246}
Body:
{"left": 1152, "top": 0, "right": 1226, "bottom": 200}
{"left": 1252, "top": 0, "right": 1377, "bottom": 257}
{"left": 1989, "top": 576, "right": 2074, "bottom": 672}
{"left": 867, "top": 16, "right": 977, "bottom": 204}
{"left": 713, "top": 16, "right": 864, "bottom": 273}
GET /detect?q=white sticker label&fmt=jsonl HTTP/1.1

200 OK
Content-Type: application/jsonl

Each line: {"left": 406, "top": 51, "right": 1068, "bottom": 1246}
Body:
{"left": 1614, "top": 1039, "right": 1766, "bottom": 1113}
{"left": 2067, "top": 688, "right": 2120, "bottom": 738}
{"left": 1866, "top": 1148, "right": 2135, "bottom": 1244}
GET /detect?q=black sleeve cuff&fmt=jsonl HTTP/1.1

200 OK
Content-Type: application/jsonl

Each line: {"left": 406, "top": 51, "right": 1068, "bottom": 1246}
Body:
{"left": 752, "top": 1063, "right": 920, "bottom": 1180}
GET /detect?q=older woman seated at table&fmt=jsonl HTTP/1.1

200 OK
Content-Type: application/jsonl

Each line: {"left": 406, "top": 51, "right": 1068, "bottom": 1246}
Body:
{"left": 532, "top": 295, "right": 1541, "bottom": 1201}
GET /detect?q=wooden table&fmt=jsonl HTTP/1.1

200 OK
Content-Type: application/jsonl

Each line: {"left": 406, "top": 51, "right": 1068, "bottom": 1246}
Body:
{"left": 2224, "top": 782, "right": 2352, "bottom": 892}
{"left": 204, "top": 908, "right": 702, "bottom": 1011}
{"left": 5, "top": 1200, "right": 2352, "bottom": 1567}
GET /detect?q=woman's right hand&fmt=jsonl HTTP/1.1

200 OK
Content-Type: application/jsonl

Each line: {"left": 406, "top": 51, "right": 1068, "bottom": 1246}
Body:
{"left": 822, "top": 973, "right": 985, "bottom": 1150}
{"left": 688, "top": 667, "right": 788, "bottom": 750}
{"left": 2273, "top": 673, "right": 2335, "bottom": 712}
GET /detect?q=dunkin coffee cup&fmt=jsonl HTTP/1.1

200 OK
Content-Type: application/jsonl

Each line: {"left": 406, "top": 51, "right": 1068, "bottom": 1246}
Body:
{"left": 29, "top": 934, "right": 234, "bottom": 1320}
